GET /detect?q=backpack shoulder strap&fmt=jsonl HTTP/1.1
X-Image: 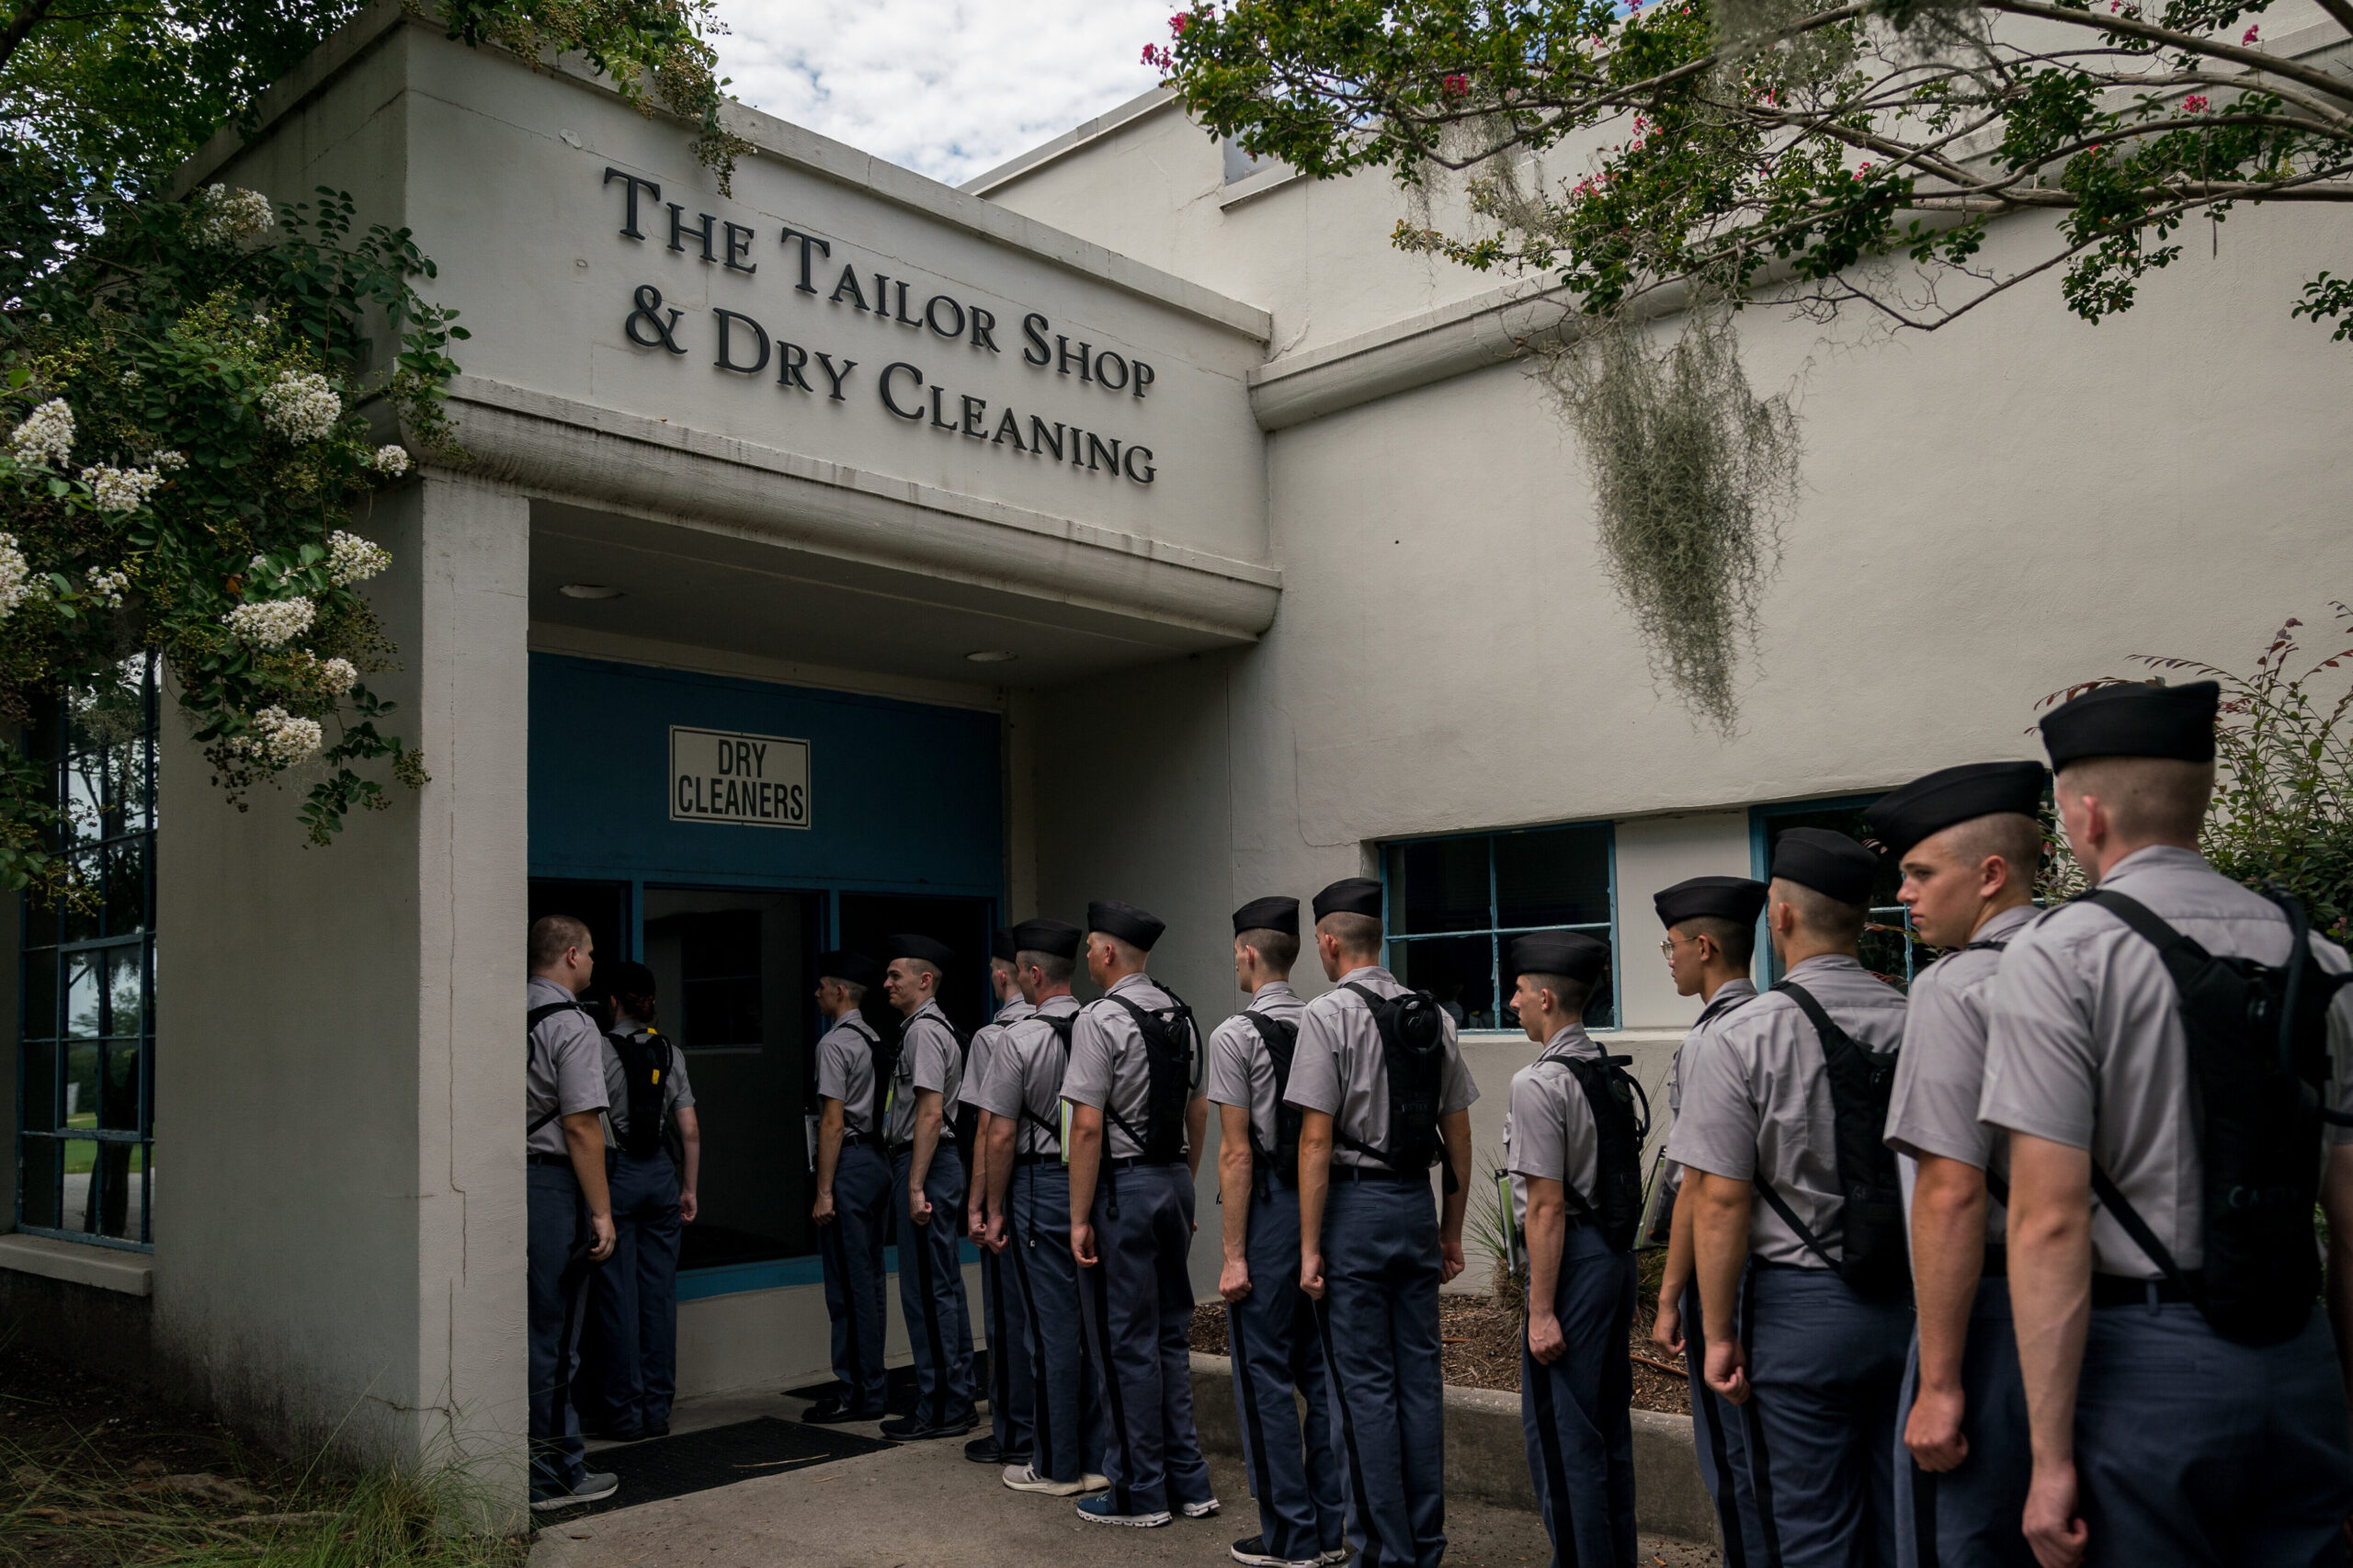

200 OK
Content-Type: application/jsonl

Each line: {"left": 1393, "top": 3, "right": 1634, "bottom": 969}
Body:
{"left": 1772, "top": 978, "right": 1853, "bottom": 1051}
{"left": 1753, "top": 1178, "right": 1844, "bottom": 1271}
{"left": 2088, "top": 1162, "right": 2202, "bottom": 1303}
{"left": 528, "top": 999, "right": 590, "bottom": 1135}
{"left": 2078, "top": 888, "right": 2214, "bottom": 975}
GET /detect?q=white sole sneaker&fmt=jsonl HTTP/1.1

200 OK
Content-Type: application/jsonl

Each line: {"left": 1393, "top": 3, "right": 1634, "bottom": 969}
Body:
{"left": 1180, "top": 1498, "right": 1222, "bottom": 1518}
{"left": 530, "top": 1472, "right": 620, "bottom": 1511}
{"left": 1318, "top": 1550, "right": 1352, "bottom": 1565}
{"left": 1081, "top": 1473, "right": 1110, "bottom": 1492}
{"left": 1077, "top": 1504, "right": 1172, "bottom": 1528}
{"left": 1002, "top": 1465, "right": 1086, "bottom": 1496}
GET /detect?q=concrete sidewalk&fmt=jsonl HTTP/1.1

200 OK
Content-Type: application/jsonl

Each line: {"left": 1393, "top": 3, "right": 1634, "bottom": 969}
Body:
{"left": 537, "top": 1388, "right": 1721, "bottom": 1568}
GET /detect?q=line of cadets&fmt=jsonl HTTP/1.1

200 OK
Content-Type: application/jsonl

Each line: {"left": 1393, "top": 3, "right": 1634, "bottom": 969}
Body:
{"left": 803, "top": 678, "right": 2353, "bottom": 1568}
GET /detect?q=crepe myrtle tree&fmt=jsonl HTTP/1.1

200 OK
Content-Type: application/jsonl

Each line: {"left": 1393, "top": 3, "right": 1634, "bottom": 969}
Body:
{"left": 0, "top": 0, "right": 744, "bottom": 898}
{"left": 1152, "top": 0, "right": 2353, "bottom": 727}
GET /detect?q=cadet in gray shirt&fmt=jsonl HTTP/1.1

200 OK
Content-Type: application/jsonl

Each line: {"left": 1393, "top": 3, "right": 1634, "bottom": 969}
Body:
{"left": 1503, "top": 931, "right": 1638, "bottom": 1568}
{"left": 1865, "top": 761, "right": 2046, "bottom": 1568}
{"left": 1670, "top": 829, "right": 1912, "bottom": 1568}
{"left": 967, "top": 928, "right": 1037, "bottom": 1469}
{"left": 881, "top": 934, "right": 977, "bottom": 1440}
{"left": 806, "top": 950, "right": 890, "bottom": 1424}
{"left": 1984, "top": 681, "right": 2353, "bottom": 1568}
{"left": 1208, "top": 896, "right": 1343, "bottom": 1568}
{"left": 1288, "top": 877, "right": 1477, "bottom": 1568}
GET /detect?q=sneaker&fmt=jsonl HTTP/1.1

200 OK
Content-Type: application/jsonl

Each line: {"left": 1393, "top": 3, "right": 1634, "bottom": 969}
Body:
{"left": 880, "top": 1413, "right": 978, "bottom": 1441}
{"left": 1003, "top": 1464, "right": 1088, "bottom": 1496}
{"left": 1317, "top": 1549, "right": 1353, "bottom": 1565}
{"left": 965, "top": 1435, "right": 1029, "bottom": 1465}
{"left": 1082, "top": 1473, "right": 1110, "bottom": 1492}
{"left": 802, "top": 1398, "right": 884, "bottom": 1426}
{"left": 1076, "top": 1494, "right": 1171, "bottom": 1528}
{"left": 1180, "top": 1497, "right": 1222, "bottom": 1518}
{"left": 1230, "top": 1537, "right": 1320, "bottom": 1568}
{"left": 529, "top": 1471, "right": 620, "bottom": 1512}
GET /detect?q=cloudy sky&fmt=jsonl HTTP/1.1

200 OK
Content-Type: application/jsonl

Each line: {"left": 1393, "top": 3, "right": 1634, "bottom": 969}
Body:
{"left": 713, "top": 0, "right": 1176, "bottom": 187}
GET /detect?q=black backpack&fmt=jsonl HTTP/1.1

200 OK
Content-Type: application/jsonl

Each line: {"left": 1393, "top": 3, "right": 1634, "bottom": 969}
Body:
{"left": 947, "top": 1018, "right": 979, "bottom": 1155}
{"left": 1243, "top": 1012, "right": 1305, "bottom": 1188}
{"left": 861, "top": 1017, "right": 899, "bottom": 1141}
{"left": 1339, "top": 982, "right": 1449, "bottom": 1176}
{"left": 2076, "top": 887, "right": 2353, "bottom": 1346}
{"left": 607, "top": 1028, "right": 676, "bottom": 1158}
{"left": 1553, "top": 1052, "right": 1653, "bottom": 1253}
{"left": 1753, "top": 980, "right": 1909, "bottom": 1300}
{"left": 1103, "top": 985, "right": 1199, "bottom": 1164}
{"left": 1017, "top": 1010, "right": 1080, "bottom": 1153}
{"left": 527, "top": 998, "right": 591, "bottom": 1137}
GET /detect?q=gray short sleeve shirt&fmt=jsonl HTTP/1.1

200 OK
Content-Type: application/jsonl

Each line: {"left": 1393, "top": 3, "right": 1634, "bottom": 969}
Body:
{"left": 1062, "top": 972, "right": 1199, "bottom": 1160}
{"left": 1506, "top": 1024, "right": 1605, "bottom": 1232}
{"left": 884, "top": 1001, "right": 962, "bottom": 1148}
{"left": 1205, "top": 982, "right": 1306, "bottom": 1153}
{"left": 815, "top": 1012, "right": 881, "bottom": 1136}
{"left": 969, "top": 999, "right": 1035, "bottom": 1112}
{"left": 1285, "top": 966, "right": 1480, "bottom": 1166}
{"left": 1658, "top": 978, "right": 1758, "bottom": 1211}
{"left": 600, "top": 1023, "right": 696, "bottom": 1142}
{"left": 1882, "top": 902, "right": 2037, "bottom": 1244}
{"left": 1665, "top": 954, "right": 1909, "bottom": 1267}
{"left": 973, "top": 994, "right": 1082, "bottom": 1154}
{"left": 1980, "top": 846, "right": 2353, "bottom": 1275}
{"left": 527, "top": 977, "right": 610, "bottom": 1156}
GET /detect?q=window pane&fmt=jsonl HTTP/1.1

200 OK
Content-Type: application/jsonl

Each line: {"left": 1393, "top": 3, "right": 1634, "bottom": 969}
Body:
{"left": 64, "top": 1040, "right": 99, "bottom": 1129}
{"left": 24, "top": 891, "right": 58, "bottom": 948}
{"left": 22, "top": 1039, "right": 57, "bottom": 1133}
{"left": 1763, "top": 807, "right": 1928, "bottom": 984}
{"left": 1495, "top": 824, "right": 1612, "bottom": 930}
{"left": 1386, "top": 837, "right": 1489, "bottom": 935}
{"left": 23, "top": 950, "right": 60, "bottom": 1040}
{"left": 65, "top": 947, "right": 142, "bottom": 1039}
{"left": 101, "top": 840, "right": 149, "bottom": 937}
{"left": 1392, "top": 936, "right": 1498, "bottom": 1031}
{"left": 18, "top": 1136, "right": 61, "bottom": 1229}
{"left": 100, "top": 1040, "right": 142, "bottom": 1132}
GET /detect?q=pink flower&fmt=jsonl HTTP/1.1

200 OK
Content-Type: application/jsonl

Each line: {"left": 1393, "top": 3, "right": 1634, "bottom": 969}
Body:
{"left": 2242, "top": 22, "right": 2259, "bottom": 41}
{"left": 1141, "top": 41, "right": 1170, "bottom": 67}
{"left": 2184, "top": 93, "right": 2211, "bottom": 111}
{"left": 1168, "top": 12, "right": 1189, "bottom": 34}
{"left": 1442, "top": 73, "right": 1470, "bottom": 97}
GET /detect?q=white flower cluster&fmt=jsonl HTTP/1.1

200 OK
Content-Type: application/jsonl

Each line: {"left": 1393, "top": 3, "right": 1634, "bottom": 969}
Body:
{"left": 79, "top": 464, "right": 166, "bottom": 513}
{"left": 223, "top": 596, "right": 316, "bottom": 647}
{"left": 259, "top": 370, "right": 342, "bottom": 444}
{"left": 119, "top": 369, "right": 142, "bottom": 390}
{"left": 8, "top": 398, "right": 74, "bottom": 469}
{"left": 0, "top": 533, "right": 30, "bottom": 619}
{"left": 325, "top": 529, "right": 391, "bottom": 586}
{"left": 233, "top": 705, "right": 324, "bottom": 767}
{"left": 318, "top": 656, "right": 358, "bottom": 696}
{"left": 153, "top": 449, "right": 188, "bottom": 472}
{"left": 195, "top": 185, "right": 277, "bottom": 247}
{"left": 370, "top": 444, "right": 412, "bottom": 477}
{"left": 85, "top": 568, "right": 130, "bottom": 609}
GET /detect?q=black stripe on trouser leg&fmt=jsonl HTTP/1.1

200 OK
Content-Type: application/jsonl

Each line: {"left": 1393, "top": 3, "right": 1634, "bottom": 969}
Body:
{"left": 1527, "top": 1348, "right": 1578, "bottom": 1559}
{"left": 987, "top": 1247, "right": 1012, "bottom": 1424}
{"left": 1313, "top": 1295, "right": 1385, "bottom": 1566}
{"left": 911, "top": 1205, "right": 950, "bottom": 1427}
{"left": 1005, "top": 1187, "right": 1054, "bottom": 1469}
{"left": 1086, "top": 1257, "right": 1138, "bottom": 1516}
{"left": 1737, "top": 1267, "right": 1785, "bottom": 1568}
{"left": 1912, "top": 1460, "right": 1939, "bottom": 1568}
{"left": 1228, "top": 1299, "right": 1278, "bottom": 1514}
{"left": 824, "top": 1218, "right": 866, "bottom": 1403}
{"left": 1688, "top": 1285, "right": 1749, "bottom": 1568}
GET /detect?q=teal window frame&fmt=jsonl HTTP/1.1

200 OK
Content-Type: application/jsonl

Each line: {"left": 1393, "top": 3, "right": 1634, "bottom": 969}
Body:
{"left": 1379, "top": 821, "right": 1621, "bottom": 1030}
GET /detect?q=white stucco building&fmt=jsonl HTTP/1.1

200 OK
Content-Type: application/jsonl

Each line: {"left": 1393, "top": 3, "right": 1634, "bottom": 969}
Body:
{"left": 4, "top": 0, "right": 2346, "bottom": 1517}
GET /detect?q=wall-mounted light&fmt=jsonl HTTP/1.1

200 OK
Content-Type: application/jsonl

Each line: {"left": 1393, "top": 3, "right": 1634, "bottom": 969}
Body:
{"left": 559, "top": 583, "right": 623, "bottom": 600}
{"left": 964, "top": 650, "right": 1017, "bottom": 664}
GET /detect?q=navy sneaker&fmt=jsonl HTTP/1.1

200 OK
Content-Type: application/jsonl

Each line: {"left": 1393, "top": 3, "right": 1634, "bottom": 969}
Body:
{"left": 1077, "top": 1494, "right": 1170, "bottom": 1528}
{"left": 529, "top": 1471, "right": 619, "bottom": 1512}
{"left": 1230, "top": 1537, "right": 1319, "bottom": 1568}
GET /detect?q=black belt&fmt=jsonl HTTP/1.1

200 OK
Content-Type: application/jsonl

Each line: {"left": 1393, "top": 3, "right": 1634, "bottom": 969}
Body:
{"left": 1982, "top": 1242, "right": 2007, "bottom": 1278}
{"left": 840, "top": 1132, "right": 874, "bottom": 1149}
{"left": 2091, "top": 1271, "right": 2202, "bottom": 1308}
{"left": 1015, "top": 1152, "right": 1063, "bottom": 1167}
{"left": 1107, "top": 1155, "right": 1182, "bottom": 1171}
{"left": 1330, "top": 1165, "right": 1412, "bottom": 1183}
{"left": 527, "top": 1151, "right": 574, "bottom": 1169}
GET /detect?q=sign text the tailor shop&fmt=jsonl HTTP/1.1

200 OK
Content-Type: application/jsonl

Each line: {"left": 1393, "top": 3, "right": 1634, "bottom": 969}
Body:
{"left": 605, "top": 168, "right": 1161, "bottom": 486}
{"left": 670, "top": 726, "right": 810, "bottom": 829}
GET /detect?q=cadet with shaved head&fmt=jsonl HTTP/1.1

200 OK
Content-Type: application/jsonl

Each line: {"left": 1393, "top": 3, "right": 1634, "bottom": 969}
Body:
{"left": 882, "top": 933, "right": 977, "bottom": 1440}
{"left": 966, "top": 927, "right": 1036, "bottom": 1468}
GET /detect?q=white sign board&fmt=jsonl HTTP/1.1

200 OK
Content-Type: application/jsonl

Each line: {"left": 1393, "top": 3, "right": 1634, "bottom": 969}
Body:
{"left": 670, "top": 726, "right": 810, "bottom": 829}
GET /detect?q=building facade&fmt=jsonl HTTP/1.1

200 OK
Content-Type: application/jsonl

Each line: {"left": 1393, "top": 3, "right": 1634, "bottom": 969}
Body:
{"left": 5, "top": 0, "right": 2347, "bottom": 1515}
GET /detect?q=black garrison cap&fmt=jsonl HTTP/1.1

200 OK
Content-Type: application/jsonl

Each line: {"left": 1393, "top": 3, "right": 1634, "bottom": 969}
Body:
{"left": 815, "top": 949, "right": 880, "bottom": 988}
{"left": 1508, "top": 930, "right": 1609, "bottom": 984}
{"left": 1233, "top": 896, "right": 1301, "bottom": 937}
{"left": 991, "top": 926, "right": 1017, "bottom": 963}
{"left": 604, "top": 960, "right": 657, "bottom": 997}
{"left": 1653, "top": 876, "right": 1769, "bottom": 929}
{"left": 1087, "top": 900, "right": 1165, "bottom": 952}
{"left": 2040, "top": 680, "right": 2220, "bottom": 770}
{"left": 1866, "top": 761, "right": 2048, "bottom": 861}
{"left": 1312, "top": 877, "right": 1384, "bottom": 921}
{"left": 1010, "top": 918, "right": 1082, "bottom": 960}
{"left": 1771, "top": 827, "right": 1879, "bottom": 905}
{"left": 888, "top": 934, "right": 956, "bottom": 971}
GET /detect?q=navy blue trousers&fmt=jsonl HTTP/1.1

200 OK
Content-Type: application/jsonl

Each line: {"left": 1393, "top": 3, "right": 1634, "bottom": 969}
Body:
{"left": 819, "top": 1141, "right": 892, "bottom": 1413}
{"left": 2075, "top": 1300, "right": 2353, "bottom": 1568}
{"left": 1893, "top": 1277, "right": 2033, "bottom": 1568}
{"left": 1739, "top": 1263, "right": 1913, "bottom": 1568}
{"left": 1078, "top": 1161, "right": 1212, "bottom": 1516}
{"left": 1228, "top": 1181, "right": 1347, "bottom": 1562}
{"left": 1317, "top": 1177, "right": 1447, "bottom": 1568}
{"left": 983, "top": 1222, "right": 1035, "bottom": 1455}
{"left": 892, "top": 1145, "right": 976, "bottom": 1426}
{"left": 1008, "top": 1161, "right": 1106, "bottom": 1483}
{"left": 1521, "top": 1223, "right": 1638, "bottom": 1568}
{"left": 583, "top": 1149, "right": 681, "bottom": 1438}
{"left": 526, "top": 1163, "right": 594, "bottom": 1499}
{"left": 1684, "top": 1278, "right": 1768, "bottom": 1567}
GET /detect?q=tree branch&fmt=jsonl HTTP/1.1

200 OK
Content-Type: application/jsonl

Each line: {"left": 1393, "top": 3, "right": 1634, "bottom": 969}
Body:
{"left": 1984, "top": 0, "right": 2353, "bottom": 109}
{"left": 0, "top": 0, "right": 59, "bottom": 73}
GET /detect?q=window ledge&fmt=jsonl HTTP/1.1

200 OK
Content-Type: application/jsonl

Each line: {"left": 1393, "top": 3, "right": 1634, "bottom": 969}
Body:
{"left": 0, "top": 1233, "right": 153, "bottom": 1296}
{"left": 1219, "top": 164, "right": 1305, "bottom": 210}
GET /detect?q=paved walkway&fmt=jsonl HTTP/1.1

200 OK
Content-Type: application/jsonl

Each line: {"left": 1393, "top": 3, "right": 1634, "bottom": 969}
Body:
{"left": 534, "top": 1388, "right": 1720, "bottom": 1568}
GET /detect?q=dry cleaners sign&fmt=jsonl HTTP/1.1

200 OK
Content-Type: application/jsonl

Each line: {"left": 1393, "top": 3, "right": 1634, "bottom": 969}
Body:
{"left": 671, "top": 726, "right": 810, "bottom": 829}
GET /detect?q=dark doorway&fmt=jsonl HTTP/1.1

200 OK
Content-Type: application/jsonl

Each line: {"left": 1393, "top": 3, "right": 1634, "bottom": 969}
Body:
{"left": 836, "top": 893, "right": 995, "bottom": 1035}
{"left": 529, "top": 878, "right": 631, "bottom": 1013}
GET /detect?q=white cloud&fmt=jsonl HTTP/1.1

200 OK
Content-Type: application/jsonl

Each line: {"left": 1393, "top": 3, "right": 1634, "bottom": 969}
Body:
{"left": 714, "top": 0, "right": 1176, "bottom": 187}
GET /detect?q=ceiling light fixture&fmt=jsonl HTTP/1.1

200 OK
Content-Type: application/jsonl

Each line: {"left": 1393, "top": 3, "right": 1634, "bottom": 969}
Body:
{"left": 964, "top": 650, "right": 1018, "bottom": 664}
{"left": 558, "top": 583, "right": 623, "bottom": 600}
